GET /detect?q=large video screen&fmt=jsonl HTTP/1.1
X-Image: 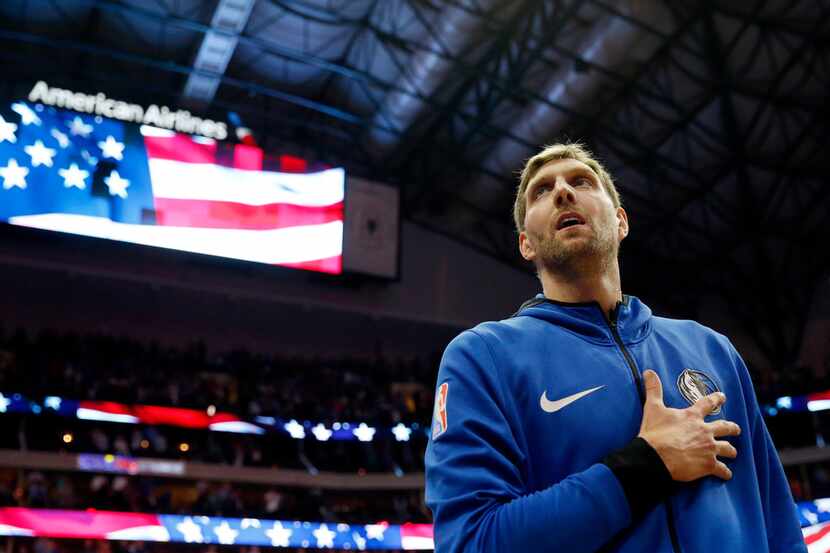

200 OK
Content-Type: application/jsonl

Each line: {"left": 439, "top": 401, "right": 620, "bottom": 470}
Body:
{"left": 0, "top": 100, "right": 344, "bottom": 274}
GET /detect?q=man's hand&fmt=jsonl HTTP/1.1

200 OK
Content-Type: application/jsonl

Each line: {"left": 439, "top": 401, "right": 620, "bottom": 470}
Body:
{"left": 637, "top": 369, "right": 741, "bottom": 482}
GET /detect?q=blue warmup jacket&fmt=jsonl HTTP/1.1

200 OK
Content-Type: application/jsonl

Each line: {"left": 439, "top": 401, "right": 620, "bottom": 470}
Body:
{"left": 425, "top": 295, "right": 805, "bottom": 552}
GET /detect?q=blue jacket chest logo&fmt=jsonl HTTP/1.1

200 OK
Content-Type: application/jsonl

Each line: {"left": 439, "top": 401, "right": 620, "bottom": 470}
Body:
{"left": 677, "top": 368, "right": 721, "bottom": 414}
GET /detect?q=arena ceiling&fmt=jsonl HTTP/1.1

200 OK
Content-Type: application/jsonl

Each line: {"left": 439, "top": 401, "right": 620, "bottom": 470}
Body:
{"left": 1, "top": 0, "right": 829, "bottom": 367}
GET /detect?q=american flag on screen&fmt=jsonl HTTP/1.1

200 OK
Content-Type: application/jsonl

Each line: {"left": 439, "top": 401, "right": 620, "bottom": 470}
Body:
{"left": 0, "top": 101, "right": 343, "bottom": 274}
{"left": 0, "top": 508, "right": 435, "bottom": 550}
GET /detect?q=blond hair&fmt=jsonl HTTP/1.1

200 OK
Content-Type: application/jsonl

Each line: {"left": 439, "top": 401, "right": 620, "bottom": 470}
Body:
{"left": 513, "top": 142, "right": 621, "bottom": 233}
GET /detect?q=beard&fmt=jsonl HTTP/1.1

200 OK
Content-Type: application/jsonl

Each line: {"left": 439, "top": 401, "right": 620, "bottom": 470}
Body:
{"left": 534, "top": 214, "right": 619, "bottom": 276}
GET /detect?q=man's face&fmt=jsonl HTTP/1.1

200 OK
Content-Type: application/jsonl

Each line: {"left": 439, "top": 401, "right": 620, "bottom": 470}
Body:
{"left": 519, "top": 158, "right": 628, "bottom": 273}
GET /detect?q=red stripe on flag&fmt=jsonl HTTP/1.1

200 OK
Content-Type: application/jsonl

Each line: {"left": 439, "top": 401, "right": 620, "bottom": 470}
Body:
{"left": 80, "top": 401, "right": 132, "bottom": 415}
{"left": 280, "top": 155, "right": 307, "bottom": 173}
{"left": 133, "top": 405, "right": 212, "bottom": 428}
{"left": 809, "top": 391, "right": 830, "bottom": 402}
{"left": 0, "top": 507, "right": 162, "bottom": 539}
{"left": 806, "top": 521, "right": 830, "bottom": 544}
{"left": 211, "top": 412, "right": 247, "bottom": 424}
{"left": 279, "top": 255, "right": 342, "bottom": 274}
{"left": 144, "top": 135, "right": 217, "bottom": 163}
{"left": 153, "top": 198, "right": 343, "bottom": 230}
{"left": 233, "top": 144, "right": 263, "bottom": 170}
{"left": 400, "top": 523, "right": 433, "bottom": 538}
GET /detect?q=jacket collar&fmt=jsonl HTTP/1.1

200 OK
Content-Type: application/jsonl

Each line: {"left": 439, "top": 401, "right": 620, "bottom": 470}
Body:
{"left": 512, "top": 293, "right": 652, "bottom": 345}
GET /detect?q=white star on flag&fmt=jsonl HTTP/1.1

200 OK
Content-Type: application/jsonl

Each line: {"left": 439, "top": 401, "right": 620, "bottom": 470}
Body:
{"left": 0, "top": 158, "right": 29, "bottom": 190}
{"left": 59, "top": 163, "right": 90, "bottom": 190}
{"left": 240, "top": 518, "right": 261, "bottom": 529}
{"left": 392, "top": 422, "right": 412, "bottom": 442}
{"left": 803, "top": 509, "right": 818, "bottom": 525}
{"left": 104, "top": 170, "right": 130, "bottom": 198}
{"left": 212, "top": 521, "right": 238, "bottom": 545}
{"left": 312, "top": 423, "right": 332, "bottom": 441}
{"left": 176, "top": 517, "right": 204, "bottom": 543}
{"left": 816, "top": 499, "right": 830, "bottom": 513}
{"left": 353, "top": 423, "right": 376, "bottom": 442}
{"left": 364, "top": 523, "right": 387, "bottom": 541}
{"left": 265, "top": 521, "right": 293, "bottom": 547}
{"left": 51, "top": 128, "right": 70, "bottom": 148}
{"left": 12, "top": 102, "right": 41, "bottom": 126}
{"left": 0, "top": 393, "right": 10, "bottom": 413}
{"left": 0, "top": 115, "right": 17, "bottom": 143}
{"left": 284, "top": 419, "right": 306, "bottom": 439}
{"left": 44, "top": 397, "right": 62, "bottom": 410}
{"left": 352, "top": 532, "right": 367, "bottom": 550}
{"left": 313, "top": 523, "right": 336, "bottom": 548}
{"left": 68, "top": 116, "right": 93, "bottom": 137}
{"left": 24, "top": 140, "right": 57, "bottom": 167}
{"left": 81, "top": 149, "right": 98, "bottom": 166}
{"left": 98, "top": 135, "right": 125, "bottom": 160}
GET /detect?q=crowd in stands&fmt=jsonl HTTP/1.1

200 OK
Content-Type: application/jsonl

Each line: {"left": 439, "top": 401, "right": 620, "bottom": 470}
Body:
{"left": 751, "top": 362, "right": 829, "bottom": 408}
{"left": 0, "top": 327, "right": 438, "bottom": 427}
{"left": 0, "top": 327, "right": 437, "bottom": 473}
{"left": 1, "top": 412, "right": 424, "bottom": 474}
{"left": 1, "top": 326, "right": 825, "bottom": 423}
{"left": 2, "top": 326, "right": 829, "bottom": 460}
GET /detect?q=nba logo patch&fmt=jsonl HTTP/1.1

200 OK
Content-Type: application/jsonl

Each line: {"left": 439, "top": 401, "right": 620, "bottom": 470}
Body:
{"left": 432, "top": 382, "right": 449, "bottom": 439}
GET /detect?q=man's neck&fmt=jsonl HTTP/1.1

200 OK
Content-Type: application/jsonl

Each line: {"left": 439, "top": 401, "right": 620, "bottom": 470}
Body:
{"left": 539, "top": 258, "right": 623, "bottom": 320}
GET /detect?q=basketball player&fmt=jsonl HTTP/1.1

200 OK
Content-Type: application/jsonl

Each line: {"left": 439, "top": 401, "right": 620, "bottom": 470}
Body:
{"left": 425, "top": 143, "right": 805, "bottom": 552}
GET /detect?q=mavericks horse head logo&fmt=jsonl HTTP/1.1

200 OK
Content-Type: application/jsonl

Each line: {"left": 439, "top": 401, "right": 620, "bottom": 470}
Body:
{"left": 677, "top": 369, "right": 721, "bottom": 415}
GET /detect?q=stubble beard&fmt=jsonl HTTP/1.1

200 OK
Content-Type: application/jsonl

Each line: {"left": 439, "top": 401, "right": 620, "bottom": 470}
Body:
{"left": 535, "top": 215, "right": 618, "bottom": 278}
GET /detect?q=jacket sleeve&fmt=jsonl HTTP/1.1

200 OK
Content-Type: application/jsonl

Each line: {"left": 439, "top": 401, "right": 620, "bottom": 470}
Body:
{"left": 730, "top": 344, "right": 807, "bottom": 553}
{"left": 424, "top": 330, "right": 633, "bottom": 553}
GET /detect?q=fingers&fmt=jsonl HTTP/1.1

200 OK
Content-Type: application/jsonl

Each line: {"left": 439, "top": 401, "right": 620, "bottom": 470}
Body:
{"left": 715, "top": 440, "right": 738, "bottom": 459}
{"left": 642, "top": 370, "right": 664, "bottom": 406}
{"left": 693, "top": 391, "right": 726, "bottom": 416}
{"left": 712, "top": 460, "right": 733, "bottom": 480}
{"left": 708, "top": 419, "right": 742, "bottom": 437}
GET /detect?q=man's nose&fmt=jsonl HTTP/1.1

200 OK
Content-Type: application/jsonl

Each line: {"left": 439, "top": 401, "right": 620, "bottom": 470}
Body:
{"left": 553, "top": 178, "right": 575, "bottom": 206}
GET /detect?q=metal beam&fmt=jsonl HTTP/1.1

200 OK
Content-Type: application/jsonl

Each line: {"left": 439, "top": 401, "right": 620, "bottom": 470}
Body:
{"left": 181, "top": 0, "right": 256, "bottom": 107}
{"left": 635, "top": 5, "right": 829, "bottom": 242}
{"left": 393, "top": 4, "right": 738, "bottom": 226}
{"left": 714, "top": 2, "right": 830, "bottom": 40}
{"left": 0, "top": 29, "right": 381, "bottom": 129}
{"left": 77, "top": 0, "right": 717, "bottom": 203}
{"left": 702, "top": 3, "right": 789, "bottom": 362}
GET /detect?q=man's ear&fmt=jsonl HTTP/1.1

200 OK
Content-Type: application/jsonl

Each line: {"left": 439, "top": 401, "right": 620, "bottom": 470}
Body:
{"left": 616, "top": 207, "right": 629, "bottom": 241}
{"left": 519, "top": 230, "right": 536, "bottom": 261}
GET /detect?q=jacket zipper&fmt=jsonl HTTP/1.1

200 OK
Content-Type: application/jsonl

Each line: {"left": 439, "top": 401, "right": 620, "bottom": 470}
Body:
{"left": 606, "top": 304, "right": 681, "bottom": 553}
{"left": 607, "top": 306, "right": 643, "bottom": 404}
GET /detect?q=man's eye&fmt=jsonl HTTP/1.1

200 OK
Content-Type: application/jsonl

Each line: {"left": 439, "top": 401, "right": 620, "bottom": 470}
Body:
{"left": 574, "top": 177, "right": 592, "bottom": 187}
{"left": 534, "top": 184, "right": 551, "bottom": 197}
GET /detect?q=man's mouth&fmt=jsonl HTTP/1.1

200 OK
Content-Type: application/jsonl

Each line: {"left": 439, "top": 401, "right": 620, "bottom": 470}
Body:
{"left": 555, "top": 212, "right": 586, "bottom": 231}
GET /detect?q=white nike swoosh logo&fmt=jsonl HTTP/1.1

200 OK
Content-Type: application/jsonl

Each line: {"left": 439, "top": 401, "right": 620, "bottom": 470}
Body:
{"left": 540, "top": 386, "right": 605, "bottom": 413}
